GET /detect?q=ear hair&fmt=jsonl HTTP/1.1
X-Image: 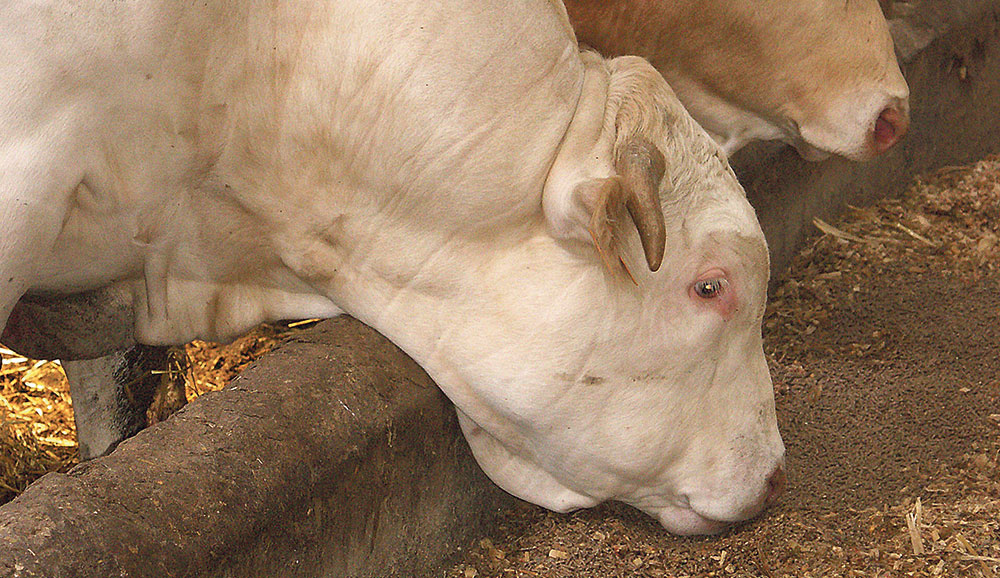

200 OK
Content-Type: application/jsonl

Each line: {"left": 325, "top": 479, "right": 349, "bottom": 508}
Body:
{"left": 574, "top": 176, "right": 635, "bottom": 282}
{"left": 576, "top": 140, "right": 665, "bottom": 281}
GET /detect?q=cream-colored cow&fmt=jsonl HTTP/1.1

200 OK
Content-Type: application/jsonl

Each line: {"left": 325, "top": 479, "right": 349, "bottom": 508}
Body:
{"left": 0, "top": 0, "right": 783, "bottom": 534}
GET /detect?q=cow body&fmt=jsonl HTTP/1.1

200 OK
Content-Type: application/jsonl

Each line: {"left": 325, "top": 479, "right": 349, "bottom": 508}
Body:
{"left": 0, "top": 0, "right": 783, "bottom": 534}
{"left": 564, "top": 0, "right": 911, "bottom": 159}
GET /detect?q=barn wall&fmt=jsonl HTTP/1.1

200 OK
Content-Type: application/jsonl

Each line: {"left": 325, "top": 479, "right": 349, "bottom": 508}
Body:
{"left": 2, "top": 1, "right": 999, "bottom": 577}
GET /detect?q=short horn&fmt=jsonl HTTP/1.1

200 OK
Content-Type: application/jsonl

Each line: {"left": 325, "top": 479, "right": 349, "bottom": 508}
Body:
{"left": 616, "top": 137, "right": 667, "bottom": 271}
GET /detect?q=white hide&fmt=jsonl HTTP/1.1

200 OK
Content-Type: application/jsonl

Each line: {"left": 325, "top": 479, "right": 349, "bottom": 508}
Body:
{"left": 0, "top": 0, "right": 782, "bottom": 534}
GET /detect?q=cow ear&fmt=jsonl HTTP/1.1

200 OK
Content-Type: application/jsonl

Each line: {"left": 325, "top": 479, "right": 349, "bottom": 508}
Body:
{"left": 573, "top": 141, "right": 667, "bottom": 278}
{"left": 545, "top": 136, "right": 667, "bottom": 279}
{"left": 542, "top": 54, "right": 668, "bottom": 275}
{"left": 574, "top": 176, "right": 633, "bottom": 278}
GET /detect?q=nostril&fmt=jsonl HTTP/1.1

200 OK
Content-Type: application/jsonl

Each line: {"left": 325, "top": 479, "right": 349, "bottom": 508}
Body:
{"left": 765, "top": 464, "right": 786, "bottom": 506}
{"left": 873, "top": 106, "right": 910, "bottom": 152}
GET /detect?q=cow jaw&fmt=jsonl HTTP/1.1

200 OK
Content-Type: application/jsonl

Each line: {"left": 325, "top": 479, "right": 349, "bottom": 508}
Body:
{"left": 660, "top": 75, "right": 791, "bottom": 157}
{"left": 455, "top": 409, "right": 600, "bottom": 513}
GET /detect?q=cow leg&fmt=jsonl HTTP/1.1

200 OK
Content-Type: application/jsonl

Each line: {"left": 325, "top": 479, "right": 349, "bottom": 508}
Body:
{"left": 62, "top": 352, "right": 142, "bottom": 461}
{"left": 62, "top": 344, "right": 184, "bottom": 460}
{"left": 3, "top": 290, "right": 187, "bottom": 459}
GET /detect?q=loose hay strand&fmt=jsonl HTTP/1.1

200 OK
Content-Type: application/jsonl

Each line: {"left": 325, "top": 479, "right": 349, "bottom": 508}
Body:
{"left": 0, "top": 354, "right": 75, "bottom": 504}
{"left": 813, "top": 217, "right": 866, "bottom": 243}
{"left": 906, "top": 498, "right": 925, "bottom": 555}
{"left": 894, "top": 222, "right": 939, "bottom": 247}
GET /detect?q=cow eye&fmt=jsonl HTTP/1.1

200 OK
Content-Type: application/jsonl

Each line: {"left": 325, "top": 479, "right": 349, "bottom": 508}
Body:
{"left": 693, "top": 278, "right": 726, "bottom": 299}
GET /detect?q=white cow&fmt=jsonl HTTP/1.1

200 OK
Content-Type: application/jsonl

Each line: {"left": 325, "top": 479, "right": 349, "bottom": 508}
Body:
{"left": 0, "top": 0, "right": 784, "bottom": 534}
{"left": 564, "top": 0, "right": 911, "bottom": 160}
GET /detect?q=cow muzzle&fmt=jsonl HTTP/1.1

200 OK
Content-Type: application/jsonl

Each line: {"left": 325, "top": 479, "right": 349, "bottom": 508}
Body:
{"left": 872, "top": 103, "right": 910, "bottom": 154}
{"left": 648, "top": 461, "right": 787, "bottom": 536}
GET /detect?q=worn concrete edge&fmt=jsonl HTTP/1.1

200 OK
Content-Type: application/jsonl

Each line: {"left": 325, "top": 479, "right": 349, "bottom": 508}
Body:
{"left": 0, "top": 317, "right": 514, "bottom": 578}
{"left": 735, "top": 0, "right": 1000, "bottom": 281}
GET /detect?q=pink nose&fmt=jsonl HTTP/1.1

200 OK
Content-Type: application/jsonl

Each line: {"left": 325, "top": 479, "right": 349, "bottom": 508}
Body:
{"left": 765, "top": 464, "right": 786, "bottom": 506}
{"left": 873, "top": 106, "right": 910, "bottom": 153}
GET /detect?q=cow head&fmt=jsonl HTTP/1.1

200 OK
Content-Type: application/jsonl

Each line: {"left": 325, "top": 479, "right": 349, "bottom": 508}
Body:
{"left": 565, "top": 0, "right": 910, "bottom": 160}
{"left": 398, "top": 54, "right": 784, "bottom": 535}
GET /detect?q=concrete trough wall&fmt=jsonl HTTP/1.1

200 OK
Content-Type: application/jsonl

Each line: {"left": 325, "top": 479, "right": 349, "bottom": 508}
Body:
{"left": 2, "top": 1, "right": 1000, "bottom": 576}
{"left": 0, "top": 318, "right": 513, "bottom": 577}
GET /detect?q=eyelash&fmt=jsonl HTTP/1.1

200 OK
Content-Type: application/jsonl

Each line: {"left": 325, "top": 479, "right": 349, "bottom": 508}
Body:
{"left": 693, "top": 278, "right": 726, "bottom": 299}
{"left": 690, "top": 273, "right": 738, "bottom": 319}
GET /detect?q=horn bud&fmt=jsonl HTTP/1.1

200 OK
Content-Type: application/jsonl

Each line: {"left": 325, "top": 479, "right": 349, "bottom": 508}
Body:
{"left": 616, "top": 137, "right": 667, "bottom": 271}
